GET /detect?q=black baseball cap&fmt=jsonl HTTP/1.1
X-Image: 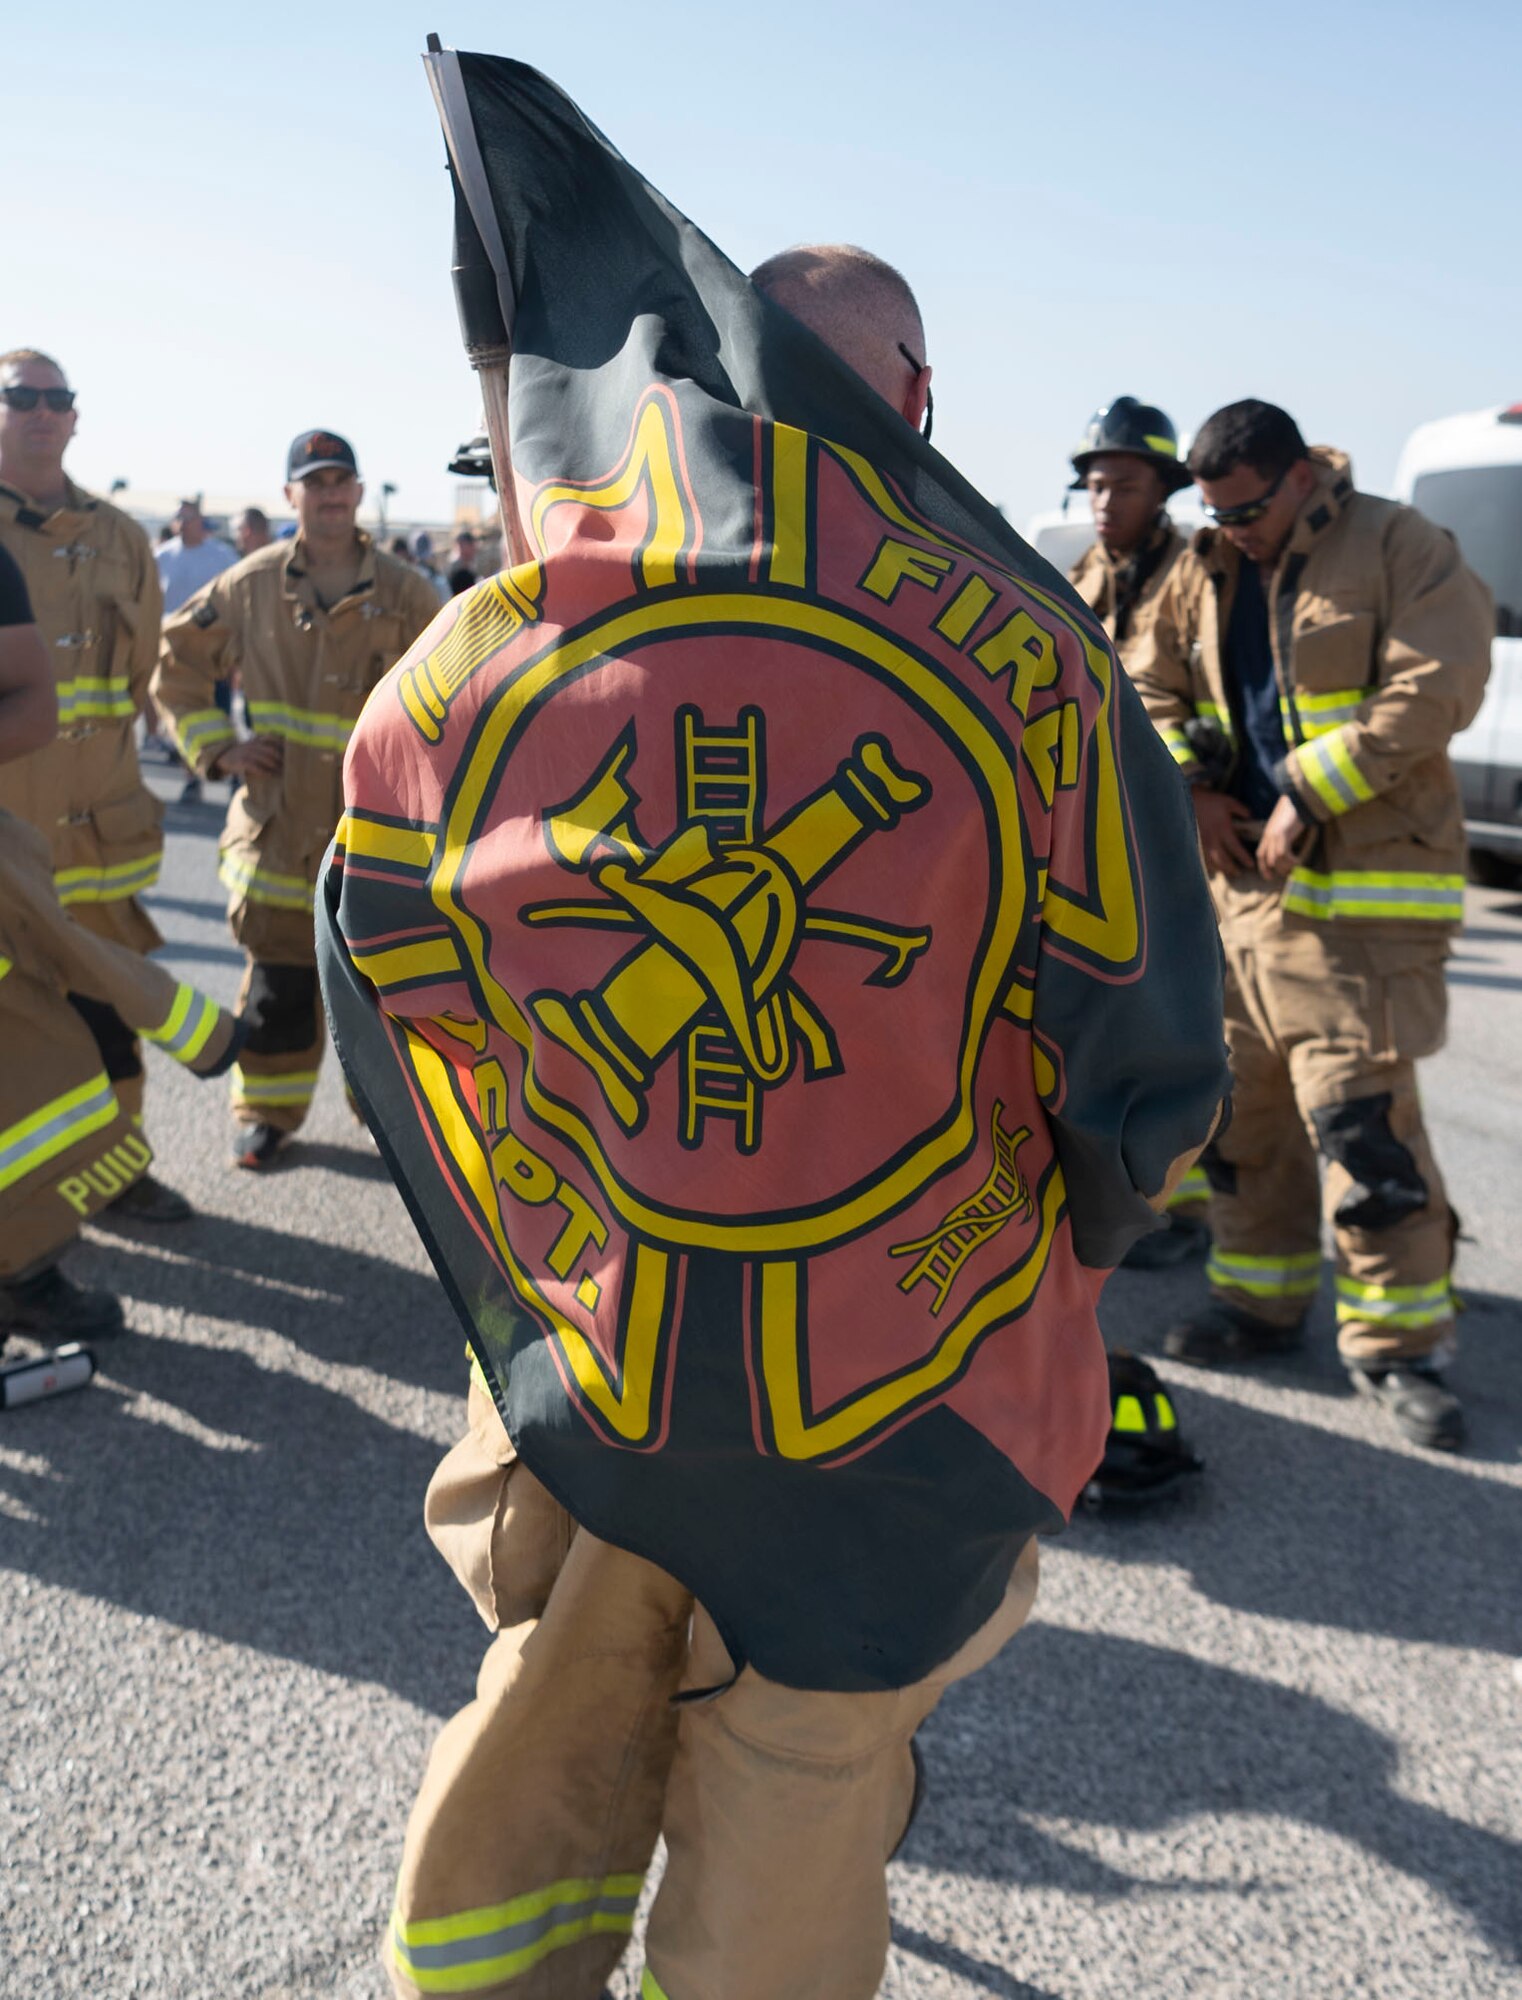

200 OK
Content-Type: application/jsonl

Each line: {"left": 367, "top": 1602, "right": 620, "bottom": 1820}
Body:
{"left": 286, "top": 429, "right": 359, "bottom": 482}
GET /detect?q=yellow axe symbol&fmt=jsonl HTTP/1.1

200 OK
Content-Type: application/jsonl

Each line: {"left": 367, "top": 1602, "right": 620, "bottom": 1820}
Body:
{"left": 523, "top": 731, "right": 932, "bottom": 1134}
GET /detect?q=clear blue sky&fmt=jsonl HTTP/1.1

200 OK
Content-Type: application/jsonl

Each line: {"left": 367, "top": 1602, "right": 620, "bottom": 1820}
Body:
{"left": 7, "top": 2, "right": 1517, "bottom": 530}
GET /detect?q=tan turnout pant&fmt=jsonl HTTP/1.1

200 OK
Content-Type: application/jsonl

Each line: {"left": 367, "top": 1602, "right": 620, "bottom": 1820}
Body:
{"left": 387, "top": 1380, "right": 1040, "bottom": 2000}
{"left": 1207, "top": 883, "right": 1456, "bottom": 1365}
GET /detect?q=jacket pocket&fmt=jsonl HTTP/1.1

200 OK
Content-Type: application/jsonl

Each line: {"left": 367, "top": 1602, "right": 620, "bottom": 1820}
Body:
{"left": 91, "top": 787, "right": 164, "bottom": 850}
{"left": 1291, "top": 611, "right": 1376, "bottom": 693}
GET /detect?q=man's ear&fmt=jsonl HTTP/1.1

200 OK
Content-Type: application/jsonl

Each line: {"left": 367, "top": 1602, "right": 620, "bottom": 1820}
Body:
{"left": 903, "top": 362, "right": 932, "bottom": 433}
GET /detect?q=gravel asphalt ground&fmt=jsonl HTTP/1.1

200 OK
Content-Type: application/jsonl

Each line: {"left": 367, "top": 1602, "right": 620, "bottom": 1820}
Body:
{"left": 2, "top": 765, "right": 1518, "bottom": 1999}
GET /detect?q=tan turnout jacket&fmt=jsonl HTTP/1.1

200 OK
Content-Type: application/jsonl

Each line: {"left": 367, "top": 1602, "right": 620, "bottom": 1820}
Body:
{"left": 0, "top": 810, "right": 239, "bottom": 1275}
{"left": 1068, "top": 515, "right": 1187, "bottom": 670}
{"left": 0, "top": 477, "right": 164, "bottom": 952}
{"left": 1128, "top": 450, "right": 1493, "bottom": 932}
{"left": 153, "top": 533, "right": 438, "bottom": 956}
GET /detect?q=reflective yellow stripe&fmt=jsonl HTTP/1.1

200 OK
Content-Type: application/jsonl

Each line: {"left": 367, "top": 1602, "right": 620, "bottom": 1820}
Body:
{"left": 0, "top": 954, "right": 10, "bottom": 980}
{"left": 642, "top": 1973, "right": 672, "bottom": 2000}
{"left": 56, "top": 676, "right": 136, "bottom": 721}
{"left": 1282, "top": 868, "right": 1465, "bottom": 923}
{"left": 55, "top": 853, "right": 161, "bottom": 904}
{"left": 335, "top": 811, "right": 437, "bottom": 870}
{"left": 1206, "top": 1248, "right": 1322, "bottom": 1299}
{"left": 173, "top": 707, "right": 235, "bottom": 761}
{"left": 1293, "top": 728, "right": 1376, "bottom": 818}
{"left": 143, "top": 982, "right": 221, "bottom": 1063}
{"left": 0, "top": 1072, "right": 119, "bottom": 1193}
{"left": 1111, "top": 1393, "right": 1147, "bottom": 1433}
{"left": 1154, "top": 1390, "right": 1177, "bottom": 1431}
{"left": 231, "top": 1067, "right": 319, "bottom": 1106}
{"left": 1194, "top": 699, "right": 1234, "bottom": 742}
{"left": 218, "top": 851, "right": 315, "bottom": 912}
{"left": 390, "top": 1874, "right": 644, "bottom": 1993}
{"left": 246, "top": 699, "right": 356, "bottom": 751}
{"left": 1335, "top": 1274, "right": 1452, "bottom": 1330}
{"left": 1159, "top": 722, "right": 1197, "bottom": 770}
{"left": 1285, "top": 685, "right": 1371, "bottom": 739}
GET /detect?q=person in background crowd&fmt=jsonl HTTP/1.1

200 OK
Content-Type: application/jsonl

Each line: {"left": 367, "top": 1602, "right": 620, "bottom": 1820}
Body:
{"left": 1131, "top": 398, "right": 1492, "bottom": 1452}
{"left": 153, "top": 428, "right": 439, "bottom": 1171}
{"left": 409, "top": 528, "right": 450, "bottom": 605}
{"left": 157, "top": 500, "right": 239, "bottom": 802}
{"left": 235, "top": 506, "right": 272, "bottom": 557}
{"left": 1068, "top": 397, "right": 1211, "bottom": 1273}
{"left": 446, "top": 527, "right": 478, "bottom": 595}
{"left": 0, "top": 346, "right": 193, "bottom": 1224}
{"left": 156, "top": 499, "right": 236, "bottom": 615}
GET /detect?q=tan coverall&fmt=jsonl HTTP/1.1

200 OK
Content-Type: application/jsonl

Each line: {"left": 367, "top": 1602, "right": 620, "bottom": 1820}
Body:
{"left": 1129, "top": 450, "right": 1493, "bottom": 1363}
{"left": 0, "top": 810, "right": 238, "bottom": 1278}
{"left": 387, "top": 1372, "right": 1039, "bottom": 2000}
{"left": 1071, "top": 518, "right": 1207, "bottom": 1217}
{"left": 0, "top": 476, "right": 165, "bottom": 1118}
{"left": 153, "top": 535, "right": 437, "bottom": 1131}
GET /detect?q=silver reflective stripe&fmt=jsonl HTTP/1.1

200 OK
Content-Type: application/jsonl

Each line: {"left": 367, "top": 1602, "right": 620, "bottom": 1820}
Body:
{"left": 0, "top": 1077, "right": 118, "bottom": 1192}
{"left": 398, "top": 1886, "right": 642, "bottom": 1975}
{"left": 151, "top": 988, "right": 216, "bottom": 1060}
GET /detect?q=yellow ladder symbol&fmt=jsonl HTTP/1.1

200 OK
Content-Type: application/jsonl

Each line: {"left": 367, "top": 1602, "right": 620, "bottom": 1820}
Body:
{"left": 679, "top": 707, "right": 764, "bottom": 1151}
{"left": 889, "top": 1102, "right": 1034, "bottom": 1314}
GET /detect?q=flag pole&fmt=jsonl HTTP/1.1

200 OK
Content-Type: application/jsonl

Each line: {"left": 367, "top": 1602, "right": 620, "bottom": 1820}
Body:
{"left": 423, "top": 36, "right": 531, "bottom": 571}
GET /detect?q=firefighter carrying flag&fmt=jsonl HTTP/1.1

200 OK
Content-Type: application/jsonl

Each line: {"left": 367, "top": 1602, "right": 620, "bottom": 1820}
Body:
{"left": 317, "top": 44, "right": 1226, "bottom": 2000}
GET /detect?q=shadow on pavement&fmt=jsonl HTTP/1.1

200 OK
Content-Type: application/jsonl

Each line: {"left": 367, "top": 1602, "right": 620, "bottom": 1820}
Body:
{"left": 144, "top": 892, "right": 228, "bottom": 923}
{"left": 1093, "top": 1283, "right": 1521, "bottom": 1655}
{"left": 908, "top": 1624, "right": 1522, "bottom": 1965}
{"left": 890, "top": 1923, "right": 1062, "bottom": 1999}
{"left": 285, "top": 1139, "right": 395, "bottom": 1183}
{"left": 76, "top": 1213, "right": 463, "bottom": 1397}
{"left": 0, "top": 1329, "right": 482, "bottom": 1717}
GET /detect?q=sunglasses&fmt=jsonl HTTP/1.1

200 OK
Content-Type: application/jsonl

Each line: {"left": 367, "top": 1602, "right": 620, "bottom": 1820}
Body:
{"left": 1, "top": 385, "right": 76, "bottom": 413}
{"left": 897, "top": 344, "right": 933, "bottom": 442}
{"left": 1205, "top": 464, "right": 1289, "bottom": 528}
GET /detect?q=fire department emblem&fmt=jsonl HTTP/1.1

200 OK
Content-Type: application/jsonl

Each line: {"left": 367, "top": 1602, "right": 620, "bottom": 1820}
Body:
{"left": 522, "top": 710, "right": 932, "bottom": 1154}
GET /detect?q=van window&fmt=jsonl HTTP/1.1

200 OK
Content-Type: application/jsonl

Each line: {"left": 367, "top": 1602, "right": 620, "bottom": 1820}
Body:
{"left": 1410, "top": 467, "right": 1522, "bottom": 635}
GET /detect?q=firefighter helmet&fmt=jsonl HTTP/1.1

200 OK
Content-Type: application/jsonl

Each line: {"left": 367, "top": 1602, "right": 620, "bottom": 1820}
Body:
{"left": 1069, "top": 397, "right": 1192, "bottom": 493}
{"left": 1083, "top": 1349, "right": 1203, "bottom": 1507}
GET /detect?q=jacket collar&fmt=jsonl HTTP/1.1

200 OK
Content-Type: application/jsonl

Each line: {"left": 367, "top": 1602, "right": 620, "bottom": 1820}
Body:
{"left": 0, "top": 471, "right": 99, "bottom": 537}
{"left": 1281, "top": 446, "right": 1355, "bottom": 557}
{"left": 281, "top": 528, "right": 377, "bottom": 610}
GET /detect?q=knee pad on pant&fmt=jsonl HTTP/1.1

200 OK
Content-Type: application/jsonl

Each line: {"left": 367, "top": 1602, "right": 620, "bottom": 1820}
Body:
{"left": 66, "top": 993, "right": 143, "bottom": 1082}
{"left": 1310, "top": 1094, "right": 1427, "bottom": 1230}
{"left": 240, "top": 963, "right": 319, "bottom": 1055}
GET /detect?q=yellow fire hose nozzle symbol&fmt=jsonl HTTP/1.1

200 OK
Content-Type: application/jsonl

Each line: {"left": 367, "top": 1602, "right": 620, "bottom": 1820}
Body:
{"left": 529, "top": 735, "right": 930, "bottom": 1134}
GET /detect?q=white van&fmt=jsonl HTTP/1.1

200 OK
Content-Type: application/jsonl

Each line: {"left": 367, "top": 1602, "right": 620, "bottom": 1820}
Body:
{"left": 1393, "top": 407, "right": 1522, "bottom": 879}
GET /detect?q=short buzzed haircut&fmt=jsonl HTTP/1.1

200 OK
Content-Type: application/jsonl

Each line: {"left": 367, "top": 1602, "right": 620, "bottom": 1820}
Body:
{"left": 750, "top": 244, "right": 925, "bottom": 403}
{"left": 1189, "top": 400, "right": 1308, "bottom": 484}
{"left": 0, "top": 348, "right": 66, "bottom": 377}
{"left": 240, "top": 506, "right": 269, "bottom": 532}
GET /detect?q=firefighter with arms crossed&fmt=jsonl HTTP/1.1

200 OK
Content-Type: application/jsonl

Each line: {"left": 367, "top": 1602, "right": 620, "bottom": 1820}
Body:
{"left": 0, "top": 348, "right": 192, "bottom": 1222}
{"left": 153, "top": 430, "right": 438, "bottom": 1169}
{"left": 1131, "top": 398, "right": 1492, "bottom": 1450}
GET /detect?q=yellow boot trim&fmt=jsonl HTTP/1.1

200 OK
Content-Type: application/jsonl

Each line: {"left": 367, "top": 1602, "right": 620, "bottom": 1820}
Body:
{"left": 390, "top": 1874, "right": 643, "bottom": 1993}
